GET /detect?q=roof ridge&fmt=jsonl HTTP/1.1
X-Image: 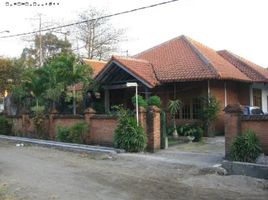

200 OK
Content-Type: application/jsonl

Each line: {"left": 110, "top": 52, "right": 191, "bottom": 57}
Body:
{"left": 181, "top": 35, "right": 220, "bottom": 78}
{"left": 112, "top": 55, "right": 150, "bottom": 63}
{"left": 83, "top": 58, "right": 106, "bottom": 63}
{"left": 111, "top": 56, "right": 158, "bottom": 87}
{"left": 134, "top": 35, "right": 185, "bottom": 58}
{"left": 218, "top": 50, "right": 268, "bottom": 81}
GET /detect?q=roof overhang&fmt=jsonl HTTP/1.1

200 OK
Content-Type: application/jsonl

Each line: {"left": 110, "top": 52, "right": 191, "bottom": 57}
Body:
{"left": 95, "top": 60, "right": 154, "bottom": 88}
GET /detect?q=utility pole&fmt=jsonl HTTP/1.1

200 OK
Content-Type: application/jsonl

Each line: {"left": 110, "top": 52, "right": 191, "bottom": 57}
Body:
{"left": 38, "top": 14, "right": 43, "bottom": 67}
{"left": 26, "top": 13, "right": 46, "bottom": 67}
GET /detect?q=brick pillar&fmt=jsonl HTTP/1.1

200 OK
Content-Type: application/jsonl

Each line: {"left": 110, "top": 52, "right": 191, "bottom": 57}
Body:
{"left": 146, "top": 106, "right": 161, "bottom": 152}
{"left": 49, "top": 108, "right": 59, "bottom": 139}
{"left": 84, "top": 107, "right": 96, "bottom": 143}
{"left": 223, "top": 104, "right": 243, "bottom": 158}
{"left": 138, "top": 107, "right": 147, "bottom": 131}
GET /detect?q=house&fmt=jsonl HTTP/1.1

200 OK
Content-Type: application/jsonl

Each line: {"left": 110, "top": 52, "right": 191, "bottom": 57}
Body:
{"left": 95, "top": 35, "right": 268, "bottom": 134}
{"left": 218, "top": 50, "right": 268, "bottom": 113}
{"left": 83, "top": 59, "right": 107, "bottom": 78}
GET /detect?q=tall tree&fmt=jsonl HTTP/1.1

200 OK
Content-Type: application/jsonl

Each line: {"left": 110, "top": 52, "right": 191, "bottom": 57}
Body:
{"left": 21, "top": 32, "right": 72, "bottom": 68}
{"left": 76, "top": 7, "right": 124, "bottom": 60}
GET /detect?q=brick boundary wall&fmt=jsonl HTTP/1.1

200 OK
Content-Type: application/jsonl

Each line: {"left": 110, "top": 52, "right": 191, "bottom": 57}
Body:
{"left": 5, "top": 106, "right": 161, "bottom": 152}
{"left": 224, "top": 104, "right": 268, "bottom": 157}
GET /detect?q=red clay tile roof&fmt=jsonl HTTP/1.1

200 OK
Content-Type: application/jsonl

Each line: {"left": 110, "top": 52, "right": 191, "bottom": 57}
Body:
{"left": 135, "top": 35, "right": 251, "bottom": 82}
{"left": 83, "top": 59, "right": 106, "bottom": 77}
{"left": 111, "top": 56, "right": 159, "bottom": 87}
{"left": 96, "top": 35, "right": 268, "bottom": 88}
{"left": 218, "top": 50, "right": 268, "bottom": 82}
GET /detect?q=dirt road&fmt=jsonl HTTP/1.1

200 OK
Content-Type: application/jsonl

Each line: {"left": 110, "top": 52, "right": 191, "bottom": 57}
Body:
{"left": 0, "top": 140, "right": 267, "bottom": 200}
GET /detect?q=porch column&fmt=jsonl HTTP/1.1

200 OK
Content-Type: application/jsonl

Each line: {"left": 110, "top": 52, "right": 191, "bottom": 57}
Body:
{"left": 104, "top": 89, "right": 110, "bottom": 113}
{"left": 249, "top": 84, "right": 253, "bottom": 106}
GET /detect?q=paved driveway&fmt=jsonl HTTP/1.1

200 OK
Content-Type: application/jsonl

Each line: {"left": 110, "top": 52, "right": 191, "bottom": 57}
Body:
{"left": 135, "top": 137, "right": 225, "bottom": 168}
{"left": 0, "top": 139, "right": 267, "bottom": 200}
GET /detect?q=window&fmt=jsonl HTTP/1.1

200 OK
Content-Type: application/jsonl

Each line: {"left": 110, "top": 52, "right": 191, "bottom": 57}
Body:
{"left": 175, "top": 98, "right": 202, "bottom": 120}
{"left": 192, "top": 98, "right": 202, "bottom": 119}
{"left": 253, "top": 88, "right": 262, "bottom": 108}
{"left": 182, "top": 104, "right": 191, "bottom": 119}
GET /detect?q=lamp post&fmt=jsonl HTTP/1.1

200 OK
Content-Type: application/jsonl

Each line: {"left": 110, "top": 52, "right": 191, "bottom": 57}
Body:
{"left": 126, "top": 82, "right": 139, "bottom": 125}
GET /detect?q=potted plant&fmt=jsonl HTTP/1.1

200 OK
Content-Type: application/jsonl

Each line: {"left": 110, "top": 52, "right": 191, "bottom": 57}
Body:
{"left": 168, "top": 99, "right": 182, "bottom": 138}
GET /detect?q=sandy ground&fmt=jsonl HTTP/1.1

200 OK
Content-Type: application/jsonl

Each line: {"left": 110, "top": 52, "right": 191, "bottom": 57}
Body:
{"left": 0, "top": 140, "right": 267, "bottom": 200}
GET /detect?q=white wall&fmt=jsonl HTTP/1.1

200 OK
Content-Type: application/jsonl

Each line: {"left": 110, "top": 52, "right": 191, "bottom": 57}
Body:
{"left": 250, "top": 83, "right": 268, "bottom": 113}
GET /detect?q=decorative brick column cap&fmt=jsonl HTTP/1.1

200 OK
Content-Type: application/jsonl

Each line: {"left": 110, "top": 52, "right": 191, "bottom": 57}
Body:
{"left": 148, "top": 105, "right": 161, "bottom": 112}
{"left": 223, "top": 104, "right": 243, "bottom": 114}
{"left": 84, "top": 107, "right": 96, "bottom": 114}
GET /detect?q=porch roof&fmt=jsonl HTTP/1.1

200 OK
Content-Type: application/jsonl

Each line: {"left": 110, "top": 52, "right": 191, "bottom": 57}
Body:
{"left": 96, "top": 56, "right": 159, "bottom": 88}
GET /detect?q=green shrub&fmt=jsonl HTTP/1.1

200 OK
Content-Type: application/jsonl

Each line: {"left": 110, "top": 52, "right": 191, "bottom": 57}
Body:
{"left": 56, "top": 122, "right": 88, "bottom": 144}
{"left": 0, "top": 116, "right": 12, "bottom": 135}
{"left": 31, "top": 106, "right": 47, "bottom": 139}
{"left": 114, "top": 106, "right": 147, "bottom": 152}
{"left": 147, "top": 96, "right": 161, "bottom": 108}
{"left": 56, "top": 126, "right": 70, "bottom": 142}
{"left": 177, "top": 124, "right": 203, "bottom": 142}
{"left": 198, "top": 96, "right": 220, "bottom": 136}
{"left": 160, "top": 111, "right": 167, "bottom": 149}
{"left": 69, "top": 123, "right": 88, "bottom": 143}
{"left": 131, "top": 95, "right": 148, "bottom": 108}
{"left": 167, "top": 126, "right": 175, "bottom": 136}
{"left": 230, "top": 130, "right": 262, "bottom": 163}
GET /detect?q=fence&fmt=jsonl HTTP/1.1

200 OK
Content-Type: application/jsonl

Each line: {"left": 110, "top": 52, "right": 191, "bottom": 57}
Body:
{"left": 224, "top": 104, "right": 268, "bottom": 157}
{"left": 5, "top": 106, "right": 161, "bottom": 152}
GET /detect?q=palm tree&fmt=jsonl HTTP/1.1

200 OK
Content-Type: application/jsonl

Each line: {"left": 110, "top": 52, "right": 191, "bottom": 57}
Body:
{"left": 43, "top": 66, "right": 64, "bottom": 111}
{"left": 48, "top": 54, "right": 93, "bottom": 115}
{"left": 22, "top": 68, "right": 48, "bottom": 109}
{"left": 168, "top": 99, "right": 182, "bottom": 138}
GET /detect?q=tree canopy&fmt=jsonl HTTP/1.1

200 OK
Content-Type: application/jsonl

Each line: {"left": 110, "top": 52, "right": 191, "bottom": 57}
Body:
{"left": 12, "top": 53, "right": 93, "bottom": 114}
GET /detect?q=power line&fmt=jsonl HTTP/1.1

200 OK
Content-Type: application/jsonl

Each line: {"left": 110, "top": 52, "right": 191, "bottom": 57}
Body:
{"left": 0, "top": 0, "right": 179, "bottom": 39}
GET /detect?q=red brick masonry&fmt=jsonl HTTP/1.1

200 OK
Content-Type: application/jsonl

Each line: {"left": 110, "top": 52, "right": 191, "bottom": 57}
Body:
{"left": 224, "top": 104, "right": 268, "bottom": 156}
{"left": 7, "top": 106, "right": 161, "bottom": 152}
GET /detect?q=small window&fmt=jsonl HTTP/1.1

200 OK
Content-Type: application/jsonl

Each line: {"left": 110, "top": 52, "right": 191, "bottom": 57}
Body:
{"left": 253, "top": 88, "right": 262, "bottom": 108}
{"left": 182, "top": 104, "right": 191, "bottom": 119}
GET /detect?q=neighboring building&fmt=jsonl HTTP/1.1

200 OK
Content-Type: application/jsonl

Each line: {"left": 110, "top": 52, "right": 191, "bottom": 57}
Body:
{"left": 218, "top": 50, "right": 268, "bottom": 113}
{"left": 95, "top": 35, "right": 268, "bottom": 134}
{"left": 83, "top": 59, "right": 107, "bottom": 78}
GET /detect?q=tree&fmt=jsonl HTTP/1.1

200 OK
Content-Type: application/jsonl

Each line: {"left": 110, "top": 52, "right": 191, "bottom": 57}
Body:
{"left": 0, "top": 57, "right": 24, "bottom": 97}
{"left": 168, "top": 99, "right": 182, "bottom": 138}
{"left": 76, "top": 7, "right": 124, "bottom": 60}
{"left": 198, "top": 96, "right": 220, "bottom": 136}
{"left": 44, "top": 53, "right": 93, "bottom": 114}
{"left": 21, "top": 68, "right": 48, "bottom": 108}
{"left": 21, "top": 32, "right": 72, "bottom": 67}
